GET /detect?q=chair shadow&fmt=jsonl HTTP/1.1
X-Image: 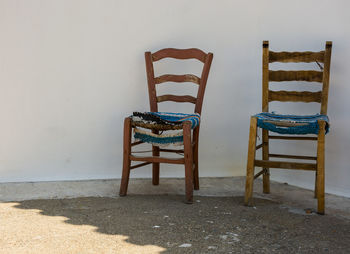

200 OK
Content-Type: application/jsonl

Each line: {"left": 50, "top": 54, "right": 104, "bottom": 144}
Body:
{"left": 11, "top": 195, "right": 350, "bottom": 253}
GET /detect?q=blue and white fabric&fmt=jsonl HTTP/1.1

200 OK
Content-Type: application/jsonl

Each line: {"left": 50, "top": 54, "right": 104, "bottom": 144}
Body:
{"left": 254, "top": 112, "right": 329, "bottom": 135}
{"left": 131, "top": 112, "right": 200, "bottom": 146}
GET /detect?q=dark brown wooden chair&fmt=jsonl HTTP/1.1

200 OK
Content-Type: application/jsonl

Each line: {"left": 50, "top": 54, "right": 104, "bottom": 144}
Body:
{"left": 119, "top": 48, "right": 213, "bottom": 203}
{"left": 245, "top": 41, "right": 332, "bottom": 214}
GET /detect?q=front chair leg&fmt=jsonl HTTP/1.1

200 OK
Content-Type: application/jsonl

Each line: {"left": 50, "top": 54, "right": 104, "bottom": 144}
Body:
{"left": 119, "top": 117, "right": 132, "bottom": 196}
{"left": 245, "top": 117, "right": 258, "bottom": 206}
{"left": 316, "top": 120, "right": 326, "bottom": 214}
{"left": 183, "top": 122, "right": 194, "bottom": 204}
{"left": 193, "top": 126, "right": 200, "bottom": 190}
{"left": 262, "top": 129, "right": 270, "bottom": 194}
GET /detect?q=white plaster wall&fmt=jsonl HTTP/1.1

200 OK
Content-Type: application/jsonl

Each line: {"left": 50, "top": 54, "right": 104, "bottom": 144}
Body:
{"left": 0, "top": 0, "right": 349, "bottom": 197}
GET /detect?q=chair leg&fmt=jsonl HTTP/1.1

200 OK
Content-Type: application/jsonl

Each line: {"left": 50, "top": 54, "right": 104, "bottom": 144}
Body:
{"left": 262, "top": 129, "right": 270, "bottom": 194}
{"left": 245, "top": 117, "right": 258, "bottom": 206}
{"left": 314, "top": 171, "right": 318, "bottom": 198}
{"left": 119, "top": 117, "right": 132, "bottom": 196}
{"left": 183, "top": 122, "right": 194, "bottom": 204}
{"left": 193, "top": 126, "right": 200, "bottom": 190}
{"left": 316, "top": 120, "right": 326, "bottom": 214}
{"left": 152, "top": 135, "right": 160, "bottom": 185}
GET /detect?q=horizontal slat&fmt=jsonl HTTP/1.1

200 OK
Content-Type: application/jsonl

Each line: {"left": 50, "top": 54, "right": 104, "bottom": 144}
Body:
{"left": 254, "top": 160, "right": 316, "bottom": 170}
{"left": 269, "top": 154, "right": 317, "bottom": 160}
{"left": 254, "top": 168, "right": 267, "bottom": 179}
{"left": 131, "top": 141, "right": 144, "bottom": 146}
{"left": 269, "top": 135, "right": 317, "bottom": 141}
{"left": 269, "top": 90, "right": 322, "bottom": 103}
{"left": 130, "top": 162, "right": 152, "bottom": 170}
{"left": 155, "top": 74, "right": 200, "bottom": 85}
{"left": 159, "top": 148, "right": 184, "bottom": 153}
{"left": 269, "top": 70, "right": 323, "bottom": 82}
{"left": 256, "top": 143, "right": 263, "bottom": 150}
{"left": 157, "top": 94, "right": 197, "bottom": 104}
{"left": 130, "top": 155, "right": 185, "bottom": 164}
{"left": 269, "top": 51, "right": 325, "bottom": 63}
{"left": 152, "top": 48, "right": 207, "bottom": 63}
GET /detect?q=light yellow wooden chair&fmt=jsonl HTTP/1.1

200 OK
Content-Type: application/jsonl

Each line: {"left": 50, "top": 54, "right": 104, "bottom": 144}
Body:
{"left": 245, "top": 41, "right": 332, "bottom": 214}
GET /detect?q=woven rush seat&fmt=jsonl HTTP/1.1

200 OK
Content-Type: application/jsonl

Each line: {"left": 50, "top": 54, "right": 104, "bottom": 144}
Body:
{"left": 254, "top": 112, "right": 329, "bottom": 135}
{"left": 130, "top": 112, "right": 201, "bottom": 146}
{"left": 131, "top": 112, "right": 200, "bottom": 131}
{"left": 131, "top": 120, "right": 183, "bottom": 130}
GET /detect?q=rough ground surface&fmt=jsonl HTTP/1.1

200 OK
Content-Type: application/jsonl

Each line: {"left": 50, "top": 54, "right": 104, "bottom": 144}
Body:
{"left": 1, "top": 194, "right": 350, "bottom": 253}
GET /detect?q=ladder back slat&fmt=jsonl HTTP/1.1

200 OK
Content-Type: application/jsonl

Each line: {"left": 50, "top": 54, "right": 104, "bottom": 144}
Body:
{"left": 255, "top": 160, "right": 316, "bottom": 170}
{"left": 152, "top": 48, "right": 207, "bottom": 63}
{"left": 269, "top": 70, "right": 323, "bottom": 82}
{"left": 269, "top": 51, "right": 325, "bottom": 63}
{"left": 154, "top": 74, "right": 200, "bottom": 85}
{"left": 269, "top": 90, "right": 322, "bottom": 103}
{"left": 157, "top": 94, "right": 197, "bottom": 104}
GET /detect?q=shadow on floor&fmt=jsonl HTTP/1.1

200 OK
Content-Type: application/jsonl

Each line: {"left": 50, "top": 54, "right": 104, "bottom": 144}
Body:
{"left": 9, "top": 195, "right": 350, "bottom": 253}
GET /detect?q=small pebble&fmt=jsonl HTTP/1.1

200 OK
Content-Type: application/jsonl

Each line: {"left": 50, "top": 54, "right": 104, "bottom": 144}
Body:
{"left": 179, "top": 243, "right": 192, "bottom": 248}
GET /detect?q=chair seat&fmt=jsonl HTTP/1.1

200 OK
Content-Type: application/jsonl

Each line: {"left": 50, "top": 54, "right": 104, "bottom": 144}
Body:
{"left": 254, "top": 112, "right": 329, "bottom": 135}
{"left": 131, "top": 112, "right": 200, "bottom": 146}
{"left": 131, "top": 112, "right": 200, "bottom": 130}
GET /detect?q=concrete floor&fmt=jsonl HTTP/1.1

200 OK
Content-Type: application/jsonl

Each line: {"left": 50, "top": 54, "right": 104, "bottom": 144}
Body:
{"left": 1, "top": 177, "right": 350, "bottom": 253}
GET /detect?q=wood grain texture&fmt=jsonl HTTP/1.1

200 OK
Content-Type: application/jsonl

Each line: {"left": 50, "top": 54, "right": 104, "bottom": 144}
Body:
{"left": 269, "top": 70, "right": 323, "bottom": 82}
{"left": 269, "top": 153, "right": 317, "bottom": 160}
{"left": 269, "top": 51, "right": 325, "bottom": 63}
{"left": 245, "top": 117, "right": 258, "bottom": 205}
{"left": 262, "top": 41, "right": 269, "bottom": 112}
{"left": 193, "top": 126, "right": 200, "bottom": 190}
{"left": 316, "top": 120, "right": 326, "bottom": 214}
{"left": 262, "top": 129, "right": 270, "bottom": 193}
{"left": 152, "top": 48, "right": 207, "bottom": 63}
{"left": 268, "top": 90, "right": 322, "bottom": 103}
{"left": 157, "top": 94, "right": 197, "bottom": 104}
{"left": 268, "top": 135, "right": 317, "bottom": 141}
{"left": 130, "top": 162, "right": 152, "bottom": 170}
{"left": 155, "top": 74, "right": 200, "bottom": 85}
{"left": 321, "top": 41, "right": 332, "bottom": 114}
{"left": 130, "top": 155, "right": 185, "bottom": 164}
{"left": 145, "top": 52, "right": 158, "bottom": 112}
{"left": 254, "top": 160, "right": 316, "bottom": 170}
{"left": 195, "top": 53, "right": 213, "bottom": 114}
{"left": 152, "top": 130, "right": 160, "bottom": 185}
{"left": 183, "top": 122, "right": 194, "bottom": 203}
{"left": 119, "top": 117, "right": 132, "bottom": 196}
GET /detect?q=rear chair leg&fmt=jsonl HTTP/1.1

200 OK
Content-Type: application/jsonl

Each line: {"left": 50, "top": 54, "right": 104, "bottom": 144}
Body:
{"left": 119, "top": 117, "right": 132, "bottom": 196}
{"left": 245, "top": 117, "right": 258, "bottom": 205}
{"left": 316, "top": 120, "right": 326, "bottom": 215}
{"left": 152, "top": 140, "right": 160, "bottom": 185}
{"left": 183, "top": 122, "right": 194, "bottom": 204}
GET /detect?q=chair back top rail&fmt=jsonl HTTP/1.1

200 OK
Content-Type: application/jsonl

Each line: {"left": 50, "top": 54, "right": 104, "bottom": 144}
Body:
{"left": 152, "top": 48, "right": 207, "bottom": 62}
{"left": 262, "top": 41, "right": 332, "bottom": 114}
{"left": 145, "top": 48, "right": 213, "bottom": 114}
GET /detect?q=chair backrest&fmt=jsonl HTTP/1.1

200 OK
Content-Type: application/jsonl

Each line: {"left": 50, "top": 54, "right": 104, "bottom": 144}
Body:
{"left": 262, "top": 41, "right": 332, "bottom": 115}
{"left": 145, "top": 48, "right": 213, "bottom": 115}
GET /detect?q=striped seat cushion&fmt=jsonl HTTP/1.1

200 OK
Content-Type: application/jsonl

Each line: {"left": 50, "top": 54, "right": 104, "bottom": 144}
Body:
{"left": 131, "top": 112, "right": 200, "bottom": 146}
{"left": 254, "top": 112, "right": 329, "bottom": 135}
